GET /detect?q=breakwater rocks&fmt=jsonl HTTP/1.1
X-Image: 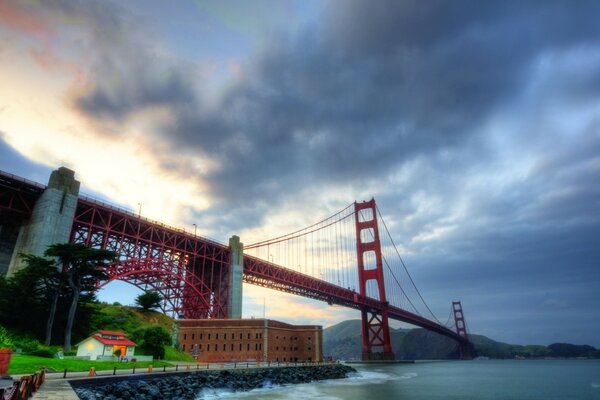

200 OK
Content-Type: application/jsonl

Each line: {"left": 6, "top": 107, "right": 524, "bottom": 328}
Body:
{"left": 73, "top": 364, "right": 356, "bottom": 400}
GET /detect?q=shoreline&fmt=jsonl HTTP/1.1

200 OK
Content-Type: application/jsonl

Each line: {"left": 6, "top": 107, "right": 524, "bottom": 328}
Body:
{"left": 71, "top": 364, "right": 356, "bottom": 399}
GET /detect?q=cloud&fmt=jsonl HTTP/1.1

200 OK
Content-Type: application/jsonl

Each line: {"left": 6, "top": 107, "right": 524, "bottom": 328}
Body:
{"left": 68, "top": 1, "right": 600, "bottom": 221}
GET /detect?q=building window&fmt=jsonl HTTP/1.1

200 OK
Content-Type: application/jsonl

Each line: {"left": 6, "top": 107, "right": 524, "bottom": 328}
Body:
{"left": 247, "top": 343, "right": 250, "bottom": 351}
{"left": 222, "top": 343, "right": 226, "bottom": 351}
{"left": 207, "top": 344, "right": 210, "bottom": 351}
{"left": 182, "top": 344, "right": 186, "bottom": 351}
{"left": 308, "top": 347, "right": 312, "bottom": 351}
{"left": 192, "top": 333, "right": 195, "bottom": 340}
{"left": 200, "top": 334, "right": 203, "bottom": 340}
{"left": 208, "top": 334, "right": 211, "bottom": 340}
{"left": 276, "top": 346, "right": 279, "bottom": 351}
{"left": 231, "top": 343, "right": 234, "bottom": 351}
{"left": 247, "top": 333, "right": 250, "bottom": 339}
{"left": 184, "top": 334, "right": 187, "bottom": 340}
{"left": 239, "top": 333, "right": 242, "bottom": 340}
{"left": 284, "top": 347, "right": 286, "bottom": 351}
{"left": 216, "top": 333, "right": 219, "bottom": 340}
{"left": 199, "top": 344, "right": 202, "bottom": 350}
{"left": 259, "top": 343, "right": 262, "bottom": 350}
{"left": 239, "top": 343, "right": 242, "bottom": 351}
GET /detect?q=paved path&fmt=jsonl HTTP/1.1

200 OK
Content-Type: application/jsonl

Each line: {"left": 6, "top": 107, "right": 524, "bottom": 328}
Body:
{"left": 32, "top": 380, "right": 79, "bottom": 400}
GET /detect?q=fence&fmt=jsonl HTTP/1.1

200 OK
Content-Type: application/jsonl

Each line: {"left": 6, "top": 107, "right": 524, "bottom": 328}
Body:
{"left": 0, "top": 370, "right": 45, "bottom": 400}
{"left": 52, "top": 360, "right": 338, "bottom": 379}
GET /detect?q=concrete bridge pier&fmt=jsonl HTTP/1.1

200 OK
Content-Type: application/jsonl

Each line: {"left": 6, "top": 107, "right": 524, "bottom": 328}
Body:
{"left": 228, "top": 235, "right": 243, "bottom": 319}
{"left": 7, "top": 167, "right": 80, "bottom": 275}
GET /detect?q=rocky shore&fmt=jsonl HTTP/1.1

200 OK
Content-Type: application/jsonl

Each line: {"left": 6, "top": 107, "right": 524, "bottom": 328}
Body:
{"left": 72, "top": 364, "right": 356, "bottom": 400}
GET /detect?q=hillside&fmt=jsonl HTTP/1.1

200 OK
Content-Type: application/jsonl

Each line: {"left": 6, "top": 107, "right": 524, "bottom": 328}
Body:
{"left": 323, "top": 319, "right": 600, "bottom": 360}
{"left": 88, "top": 302, "right": 176, "bottom": 336}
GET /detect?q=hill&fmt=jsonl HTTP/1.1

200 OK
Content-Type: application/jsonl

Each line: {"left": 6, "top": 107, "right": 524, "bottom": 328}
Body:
{"left": 87, "top": 302, "right": 194, "bottom": 361}
{"left": 323, "top": 319, "right": 600, "bottom": 360}
{"left": 88, "top": 302, "right": 176, "bottom": 335}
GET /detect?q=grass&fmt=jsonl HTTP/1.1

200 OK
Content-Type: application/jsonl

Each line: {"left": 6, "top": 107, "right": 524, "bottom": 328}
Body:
{"left": 8, "top": 354, "right": 172, "bottom": 375}
{"left": 163, "top": 346, "right": 195, "bottom": 362}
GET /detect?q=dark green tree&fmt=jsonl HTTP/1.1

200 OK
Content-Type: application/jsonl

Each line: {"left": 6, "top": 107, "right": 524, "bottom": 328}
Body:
{"left": 139, "top": 326, "right": 171, "bottom": 359}
{"left": 18, "top": 255, "right": 63, "bottom": 345}
{"left": 45, "top": 243, "right": 116, "bottom": 352}
{"left": 134, "top": 291, "right": 163, "bottom": 311}
{"left": 0, "top": 256, "right": 61, "bottom": 340}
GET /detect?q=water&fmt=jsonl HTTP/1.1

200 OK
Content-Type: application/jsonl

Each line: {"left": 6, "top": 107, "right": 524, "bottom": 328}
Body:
{"left": 197, "top": 360, "right": 600, "bottom": 400}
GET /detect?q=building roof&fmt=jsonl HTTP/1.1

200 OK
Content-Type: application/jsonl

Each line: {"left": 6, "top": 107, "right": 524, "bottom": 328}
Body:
{"left": 96, "top": 330, "right": 128, "bottom": 337}
{"left": 76, "top": 334, "right": 136, "bottom": 347}
{"left": 92, "top": 335, "right": 136, "bottom": 346}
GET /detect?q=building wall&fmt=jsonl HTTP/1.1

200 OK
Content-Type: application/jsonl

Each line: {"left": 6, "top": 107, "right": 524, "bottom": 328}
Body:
{"left": 76, "top": 338, "right": 104, "bottom": 360}
{"left": 178, "top": 319, "right": 323, "bottom": 363}
{"left": 76, "top": 338, "right": 135, "bottom": 360}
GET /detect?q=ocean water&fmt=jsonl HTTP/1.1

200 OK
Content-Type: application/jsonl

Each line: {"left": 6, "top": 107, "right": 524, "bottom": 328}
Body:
{"left": 197, "top": 359, "right": 600, "bottom": 400}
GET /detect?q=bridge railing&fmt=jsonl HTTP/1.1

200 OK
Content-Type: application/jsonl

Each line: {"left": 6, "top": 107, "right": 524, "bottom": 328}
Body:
{"left": 76, "top": 194, "right": 226, "bottom": 248}
{"left": 0, "top": 170, "right": 46, "bottom": 191}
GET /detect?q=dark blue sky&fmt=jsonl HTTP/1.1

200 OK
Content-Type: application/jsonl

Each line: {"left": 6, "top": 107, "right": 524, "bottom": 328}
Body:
{"left": 0, "top": 0, "right": 598, "bottom": 346}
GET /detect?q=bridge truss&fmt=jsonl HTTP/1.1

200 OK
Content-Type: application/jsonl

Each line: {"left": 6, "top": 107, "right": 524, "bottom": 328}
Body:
{"left": 0, "top": 169, "right": 473, "bottom": 359}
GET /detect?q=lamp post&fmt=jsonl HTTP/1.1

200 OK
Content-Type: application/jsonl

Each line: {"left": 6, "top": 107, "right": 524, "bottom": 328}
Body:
{"left": 137, "top": 202, "right": 142, "bottom": 218}
{"left": 193, "top": 223, "right": 197, "bottom": 236}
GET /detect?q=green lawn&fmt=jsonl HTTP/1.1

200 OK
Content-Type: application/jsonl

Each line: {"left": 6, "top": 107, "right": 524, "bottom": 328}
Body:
{"left": 163, "top": 346, "right": 195, "bottom": 362}
{"left": 8, "top": 354, "right": 172, "bottom": 374}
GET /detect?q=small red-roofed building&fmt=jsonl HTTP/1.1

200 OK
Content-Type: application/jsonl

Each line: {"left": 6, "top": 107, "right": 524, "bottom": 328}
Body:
{"left": 76, "top": 330, "right": 136, "bottom": 360}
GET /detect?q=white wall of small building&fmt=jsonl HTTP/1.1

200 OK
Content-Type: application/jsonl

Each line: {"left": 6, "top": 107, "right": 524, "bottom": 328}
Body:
{"left": 76, "top": 337, "right": 135, "bottom": 360}
{"left": 76, "top": 338, "right": 105, "bottom": 360}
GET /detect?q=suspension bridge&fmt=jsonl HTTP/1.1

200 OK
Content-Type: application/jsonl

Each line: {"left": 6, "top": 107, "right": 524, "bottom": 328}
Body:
{"left": 0, "top": 167, "right": 473, "bottom": 360}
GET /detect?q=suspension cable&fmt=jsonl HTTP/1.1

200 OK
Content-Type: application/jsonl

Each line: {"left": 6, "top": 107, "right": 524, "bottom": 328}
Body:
{"left": 376, "top": 205, "right": 443, "bottom": 325}
{"left": 246, "top": 203, "right": 354, "bottom": 248}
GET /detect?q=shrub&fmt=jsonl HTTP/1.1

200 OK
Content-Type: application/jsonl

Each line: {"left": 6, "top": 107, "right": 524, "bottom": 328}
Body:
{"left": 0, "top": 325, "right": 15, "bottom": 350}
{"left": 13, "top": 337, "right": 42, "bottom": 353}
{"left": 28, "top": 347, "right": 55, "bottom": 358}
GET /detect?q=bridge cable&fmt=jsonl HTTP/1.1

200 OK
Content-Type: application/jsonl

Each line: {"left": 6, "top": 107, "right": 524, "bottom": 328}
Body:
{"left": 246, "top": 203, "right": 354, "bottom": 248}
{"left": 376, "top": 205, "right": 443, "bottom": 325}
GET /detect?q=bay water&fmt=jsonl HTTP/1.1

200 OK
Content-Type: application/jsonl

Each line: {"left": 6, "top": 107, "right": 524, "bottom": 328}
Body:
{"left": 199, "top": 359, "right": 600, "bottom": 400}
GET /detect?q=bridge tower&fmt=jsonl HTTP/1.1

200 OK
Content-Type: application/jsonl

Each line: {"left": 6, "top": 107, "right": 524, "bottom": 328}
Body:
{"left": 452, "top": 300, "right": 474, "bottom": 359}
{"left": 354, "top": 199, "right": 395, "bottom": 361}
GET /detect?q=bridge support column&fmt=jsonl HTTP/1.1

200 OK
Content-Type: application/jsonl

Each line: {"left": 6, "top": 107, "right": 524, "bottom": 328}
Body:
{"left": 7, "top": 167, "right": 80, "bottom": 275}
{"left": 228, "top": 235, "right": 243, "bottom": 319}
{"left": 355, "top": 199, "right": 395, "bottom": 361}
{"left": 452, "top": 301, "right": 474, "bottom": 359}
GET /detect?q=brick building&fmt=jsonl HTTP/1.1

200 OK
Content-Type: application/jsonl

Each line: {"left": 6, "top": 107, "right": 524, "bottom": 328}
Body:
{"left": 177, "top": 319, "right": 322, "bottom": 363}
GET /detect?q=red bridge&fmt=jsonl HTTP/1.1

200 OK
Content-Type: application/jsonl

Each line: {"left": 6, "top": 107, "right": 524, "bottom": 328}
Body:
{"left": 0, "top": 168, "right": 473, "bottom": 359}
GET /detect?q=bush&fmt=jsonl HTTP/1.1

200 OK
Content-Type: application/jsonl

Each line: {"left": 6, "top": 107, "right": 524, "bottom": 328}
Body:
{"left": 13, "top": 337, "right": 42, "bottom": 353}
{"left": 0, "top": 325, "right": 15, "bottom": 350}
{"left": 28, "top": 347, "right": 55, "bottom": 358}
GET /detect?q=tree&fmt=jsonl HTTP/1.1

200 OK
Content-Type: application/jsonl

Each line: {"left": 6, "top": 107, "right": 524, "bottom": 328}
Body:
{"left": 44, "top": 243, "right": 116, "bottom": 352}
{"left": 139, "top": 326, "right": 171, "bottom": 359}
{"left": 0, "top": 256, "right": 62, "bottom": 341}
{"left": 135, "top": 291, "right": 163, "bottom": 311}
{"left": 18, "top": 255, "right": 63, "bottom": 345}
